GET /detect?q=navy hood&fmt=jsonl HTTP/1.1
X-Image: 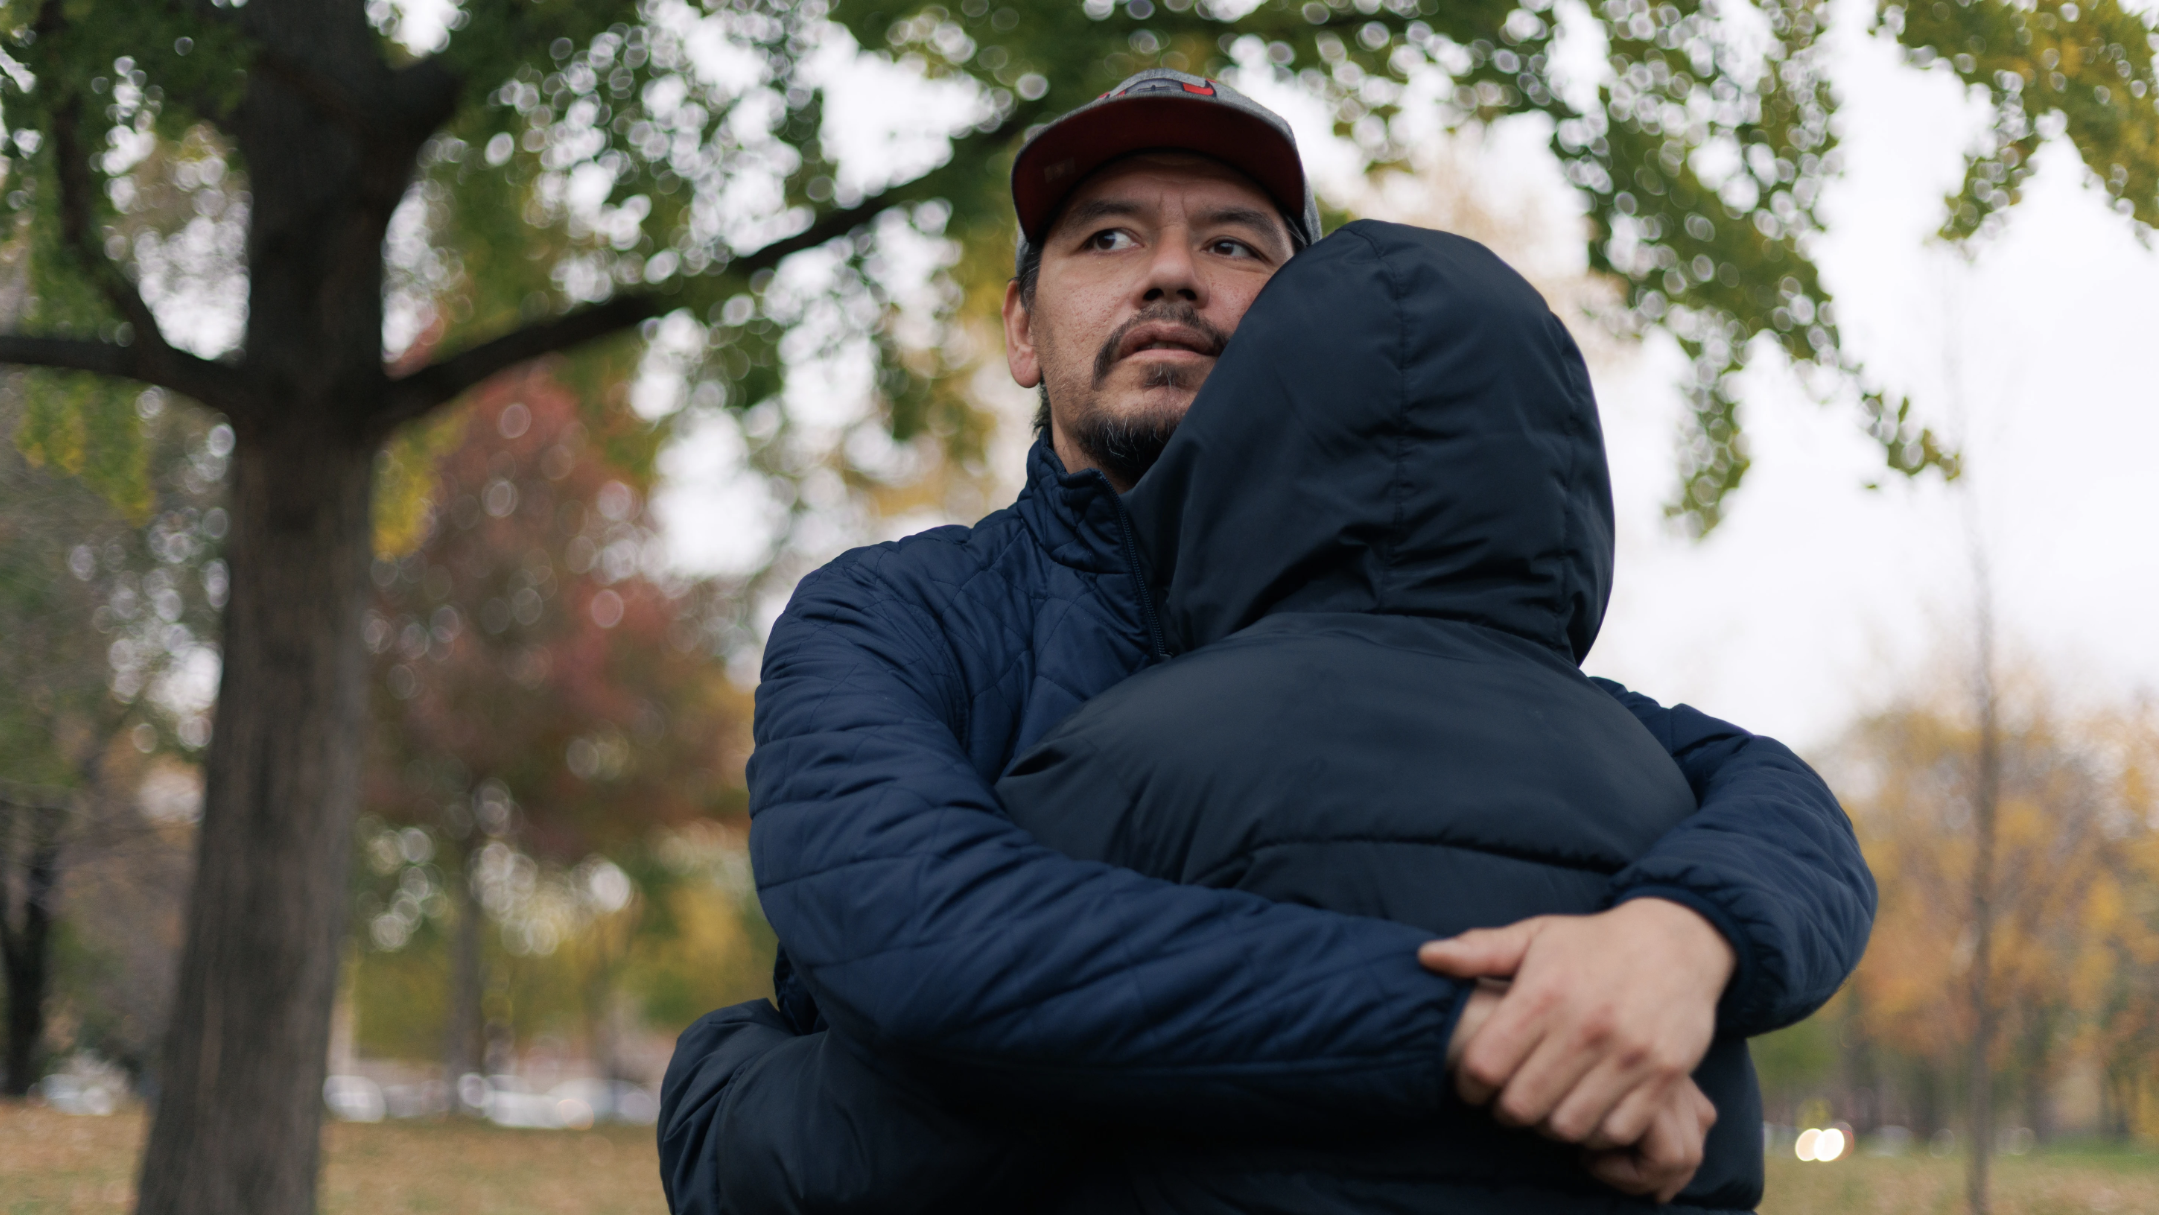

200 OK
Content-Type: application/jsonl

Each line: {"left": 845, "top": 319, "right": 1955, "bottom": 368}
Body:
{"left": 1124, "top": 219, "right": 1615, "bottom": 663}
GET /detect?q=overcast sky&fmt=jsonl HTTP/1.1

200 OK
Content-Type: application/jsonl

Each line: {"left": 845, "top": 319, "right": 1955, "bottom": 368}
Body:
{"left": 638, "top": 0, "right": 2156, "bottom": 755}
{"left": 1579, "top": 4, "right": 2157, "bottom": 752}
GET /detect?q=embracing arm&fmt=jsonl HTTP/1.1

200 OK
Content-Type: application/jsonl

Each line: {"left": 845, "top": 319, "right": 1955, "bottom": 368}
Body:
{"left": 1416, "top": 680, "right": 1875, "bottom": 1186}
{"left": 1593, "top": 679, "right": 1877, "bottom": 1034}
{"left": 658, "top": 1002, "right": 1057, "bottom": 1213}
{"left": 744, "top": 555, "right": 1467, "bottom": 1121}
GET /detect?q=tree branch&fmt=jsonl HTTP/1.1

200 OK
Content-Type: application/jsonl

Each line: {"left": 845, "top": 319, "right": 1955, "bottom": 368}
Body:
{"left": 376, "top": 293, "right": 658, "bottom": 432}
{"left": 241, "top": 46, "right": 456, "bottom": 145}
{"left": 379, "top": 107, "right": 1041, "bottom": 430}
{"left": 135, "top": 0, "right": 410, "bottom": 135}
{"left": 48, "top": 64, "right": 177, "bottom": 362}
{"left": 229, "top": 0, "right": 420, "bottom": 138}
{"left": 386, "top": 59, "right": 464, "bottom": 137}
{"left": 0, "top": 333, "right": 244, "bottom": 405}
{"left": 245, "top": 50, "right": 383, "bottom": 141}
{"left": 19, "top": 28, "right": 246, "bottom": 410}
{"left": 0, "top": 335, "right": 135, "bottom": 378}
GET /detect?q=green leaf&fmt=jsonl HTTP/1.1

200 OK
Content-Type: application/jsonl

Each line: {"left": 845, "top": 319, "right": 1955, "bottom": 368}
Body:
{"left": 13, "top": 370, "right": 150, "bottom": 522}
{"left": 1882, "top": 0, "right": 2157, "bottom": 238}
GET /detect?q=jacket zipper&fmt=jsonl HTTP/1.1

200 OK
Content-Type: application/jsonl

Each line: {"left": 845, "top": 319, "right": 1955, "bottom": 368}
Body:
{"left": 1095, "top": 472, "right": 1169, "bottom": 661}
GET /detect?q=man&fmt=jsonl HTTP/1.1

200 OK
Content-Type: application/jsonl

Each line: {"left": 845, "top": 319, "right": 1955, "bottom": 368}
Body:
{"left": 660, "top": 70, "right": 1873, "bottom": 1211}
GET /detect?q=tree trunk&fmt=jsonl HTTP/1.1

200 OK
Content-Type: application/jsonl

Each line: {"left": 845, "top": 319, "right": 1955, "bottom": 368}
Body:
{"left": 1838, "top": 987, "right": 1879, "bottom": 1133}
{"left": 585, "top": 931, "right": 626, "bottom": 1084}
{"left": 0, "top": 798, "right": 63, "bottom": 1096}
{"left": 2025, "top": 1032, "right": 2051, "bottom": 1146}
{"left": 1967, "top": 567, "right": 2000, "bottom": 1215}
{"left": 135, "top": 421, "right": 374, "bottom": 1213}
{"left": 133, "top": 3, "right": 417, "bottom": 1201}
{"left": 445, "top": 849, "right": 485, "bottom": 1108}
{"left": 1915, "top": 1061, "right": 1940, "bottom": 1138}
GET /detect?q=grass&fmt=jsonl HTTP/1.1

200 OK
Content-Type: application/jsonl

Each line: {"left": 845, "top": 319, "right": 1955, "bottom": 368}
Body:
{"left": 4, "top": 1100, "right": 2152, "bottom": 1214}
{"left": 1760, "top": 1143, "right": 2159, "bottom": 1215}
{"left": 0, "top": 1103, "right": 665, "bottom": 1215}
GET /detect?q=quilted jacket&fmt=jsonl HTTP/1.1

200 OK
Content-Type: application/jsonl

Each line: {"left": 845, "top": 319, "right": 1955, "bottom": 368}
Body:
{"left": 659, "top": 222, "right": 1877, "bottom": 1213}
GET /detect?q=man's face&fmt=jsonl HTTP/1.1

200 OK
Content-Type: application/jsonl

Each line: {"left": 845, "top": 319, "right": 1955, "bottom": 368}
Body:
{"left": 1003, "top": 152, "right": 1296, "bottom": 490}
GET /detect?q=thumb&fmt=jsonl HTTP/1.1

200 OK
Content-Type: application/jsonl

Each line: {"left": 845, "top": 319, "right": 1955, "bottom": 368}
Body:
{"left": 1418, "top": 919, "right": 1544, "bottom": 979}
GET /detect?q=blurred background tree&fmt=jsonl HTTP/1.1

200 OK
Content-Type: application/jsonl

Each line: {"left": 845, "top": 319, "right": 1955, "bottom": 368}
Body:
{"left": 0, "top": 0, "right": 2147, "bottom": 1209}
{"left": 0, "top": 372, "right": 220, "bottom": 1099}
{"left": 1849, "top": 671, "right": 2157, "bottom": 1129}
{"left": 1753, "top": 661, "right": 2156, "bottom": 1157}
{"left": 357, "top": 368, "right": 748, "bottom": 1092}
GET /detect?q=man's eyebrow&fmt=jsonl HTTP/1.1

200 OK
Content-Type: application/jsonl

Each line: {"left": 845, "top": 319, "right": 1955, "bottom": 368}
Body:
{"left": 1056, "top": 198, "right": 1289, "bottom": 243}
{"left": 1195, "top": 205, "right": 1279, "bottom": 232}
{"left": 1058, "top": 197, "right": 1146, "bottom": 231}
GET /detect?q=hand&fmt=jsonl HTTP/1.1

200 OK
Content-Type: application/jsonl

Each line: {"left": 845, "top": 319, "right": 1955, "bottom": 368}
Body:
{"left": 1581, "top": 1078, "right": 1719, "bottom": 1203}
{"left": 1442, "top": 978, "right": 1508, "bottom": 1072}
{"left": 1418, "top": 899, "right": 1735, "bottom": 1151}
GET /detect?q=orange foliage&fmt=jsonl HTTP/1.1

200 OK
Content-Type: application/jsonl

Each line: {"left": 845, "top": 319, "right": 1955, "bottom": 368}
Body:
{"left": 1828, "top": 673, "right": 2156, "bottom": 1138}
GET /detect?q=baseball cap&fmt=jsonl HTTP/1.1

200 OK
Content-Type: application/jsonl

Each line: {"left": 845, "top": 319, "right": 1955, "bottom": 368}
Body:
{"left": 1011, "top": 68, "right": 1321, "bottom": 276}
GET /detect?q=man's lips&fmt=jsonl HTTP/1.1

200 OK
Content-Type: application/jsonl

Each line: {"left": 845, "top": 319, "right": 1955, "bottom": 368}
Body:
{"left": 1090, "top": 306, "right": 1232, "bottom": 387}
{"left": 1114, "top": 322, "right": 1221, "bottom": 363}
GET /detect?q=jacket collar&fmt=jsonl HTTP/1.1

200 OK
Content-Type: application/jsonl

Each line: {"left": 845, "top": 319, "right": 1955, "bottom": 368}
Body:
{"left": 1014, "top": 436, "right": 1134, "bottom": 576}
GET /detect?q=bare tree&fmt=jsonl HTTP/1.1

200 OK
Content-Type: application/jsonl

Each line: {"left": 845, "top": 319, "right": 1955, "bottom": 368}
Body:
{"left": 0, "top": 781, "right": 66, "bottom": 1094}
{"left": 1966, "top": 539, "right": 2000, "bottom": 1212}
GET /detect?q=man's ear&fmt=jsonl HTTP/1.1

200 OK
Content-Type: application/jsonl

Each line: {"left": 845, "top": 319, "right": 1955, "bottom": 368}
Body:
{"left": 1003, "top": 279, "right": 1042, "bottom": 390}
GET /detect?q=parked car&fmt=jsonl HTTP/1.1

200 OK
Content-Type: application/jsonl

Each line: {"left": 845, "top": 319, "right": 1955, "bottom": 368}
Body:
{"left": 547, "top": 1077, "right": 659, "bottom": 1125}
{"left": 322, "top": 1075, "right": 386, "bottom": 1123}
{"left": 39, "top": 1074, "right": 119, "bottom": 1117}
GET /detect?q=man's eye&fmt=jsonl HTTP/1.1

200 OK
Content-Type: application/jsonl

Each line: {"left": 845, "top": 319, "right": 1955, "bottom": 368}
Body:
{"left": 1088, "top": 229, "right": 1137, "bottom": 251}
{"left": 1208, "top": 238, "right": 1258, "bottom": 259}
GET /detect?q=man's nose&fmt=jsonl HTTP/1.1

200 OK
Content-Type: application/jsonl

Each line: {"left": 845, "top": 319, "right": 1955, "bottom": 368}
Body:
{"left": 1137, "top": 228, "right": 1205, "bottom": 307}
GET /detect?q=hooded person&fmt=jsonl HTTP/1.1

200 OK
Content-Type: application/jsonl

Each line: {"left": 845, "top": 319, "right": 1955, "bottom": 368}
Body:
{"left": 660, "top": 219, "right": 1775, "bottom": 1212}
{"left": 990, "top": 218, "right": 1762, "bottom": 1210}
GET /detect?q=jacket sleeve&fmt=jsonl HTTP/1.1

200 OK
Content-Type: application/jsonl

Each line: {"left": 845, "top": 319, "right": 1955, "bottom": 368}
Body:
{"left": 1592, "top": 679, "right": 1877, "bottom": 1036}
{"left": 746, "top": 556, "right": 1468, "bottom": 1122}
{"left": 658, "top": 1000, "right": 1056, "bottom": 1213}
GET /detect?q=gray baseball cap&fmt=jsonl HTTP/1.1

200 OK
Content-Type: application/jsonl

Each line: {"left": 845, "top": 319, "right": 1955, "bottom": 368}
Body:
{"left": 1011, "top": 68, "right": 1321, "bottom": 275}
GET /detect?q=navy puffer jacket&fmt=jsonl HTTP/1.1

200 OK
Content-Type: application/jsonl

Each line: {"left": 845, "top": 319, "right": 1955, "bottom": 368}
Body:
{"left": 659, "top": 222, "right": 1876, "bottom": 1213}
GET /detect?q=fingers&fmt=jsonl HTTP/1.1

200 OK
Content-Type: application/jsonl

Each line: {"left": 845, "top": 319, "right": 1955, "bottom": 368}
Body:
{"left": 1444, "top": 982, "right": 1507, "bottom": 1071}
{"left": 1637, "top": 1086, "right": 1709, "bottom": 1204}
{"left": 1580, "top": 1075, "right": 1669, "bottom": 1151}
{"left": 1692, "top": 1081, "right": 1719, "bottom": 1131}
{"left": 1452, "top": 978, "right": 1551, "bottom": 1107}
{"left": 1418, "top": 918, "right": 1548, "bottom": 980}
{"left": 1442, "top": 905, "right": 1720, "bottom": 1146}
{"left": 1580, "top": 1082, "right": 1713, "bottom": 1202}
{"left": 1556, "top": 1064, "right": 1669, "bottom": 1150}
{"left": 1485, "top": 981, "right": 1638, "bottom": 1138}
{"left": 1649, "top": 1099, "right": 1710, "bottom": 1204}
{"left": 1484, "top": 1007, "right": 1604, "bottom": 1130}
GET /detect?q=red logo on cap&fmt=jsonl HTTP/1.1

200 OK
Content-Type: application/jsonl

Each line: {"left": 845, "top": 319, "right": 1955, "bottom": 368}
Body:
{"left": 1182, "top": 81, "right": 1216, "bottom": 95}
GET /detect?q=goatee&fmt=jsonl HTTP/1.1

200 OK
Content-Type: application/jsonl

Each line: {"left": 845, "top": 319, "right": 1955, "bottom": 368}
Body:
{"left": 1062, "top": 302, "right": 1229, "bottom": 488}
{"left": 1068, "top": 401, "right": 1185, "bottom": 490}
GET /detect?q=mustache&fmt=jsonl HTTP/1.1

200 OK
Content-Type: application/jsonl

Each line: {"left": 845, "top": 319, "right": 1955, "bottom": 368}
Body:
{"left": 1092, "top": 303, "right": 1231, "bottom": 387}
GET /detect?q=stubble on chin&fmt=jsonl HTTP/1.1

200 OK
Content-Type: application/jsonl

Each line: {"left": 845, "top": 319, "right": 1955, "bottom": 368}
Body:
{"left": 1060, "top": 367, "right": 1195, "bottom": 490}
{"left": 1051, "top": 305, "right": 1226, "bottom": 488}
